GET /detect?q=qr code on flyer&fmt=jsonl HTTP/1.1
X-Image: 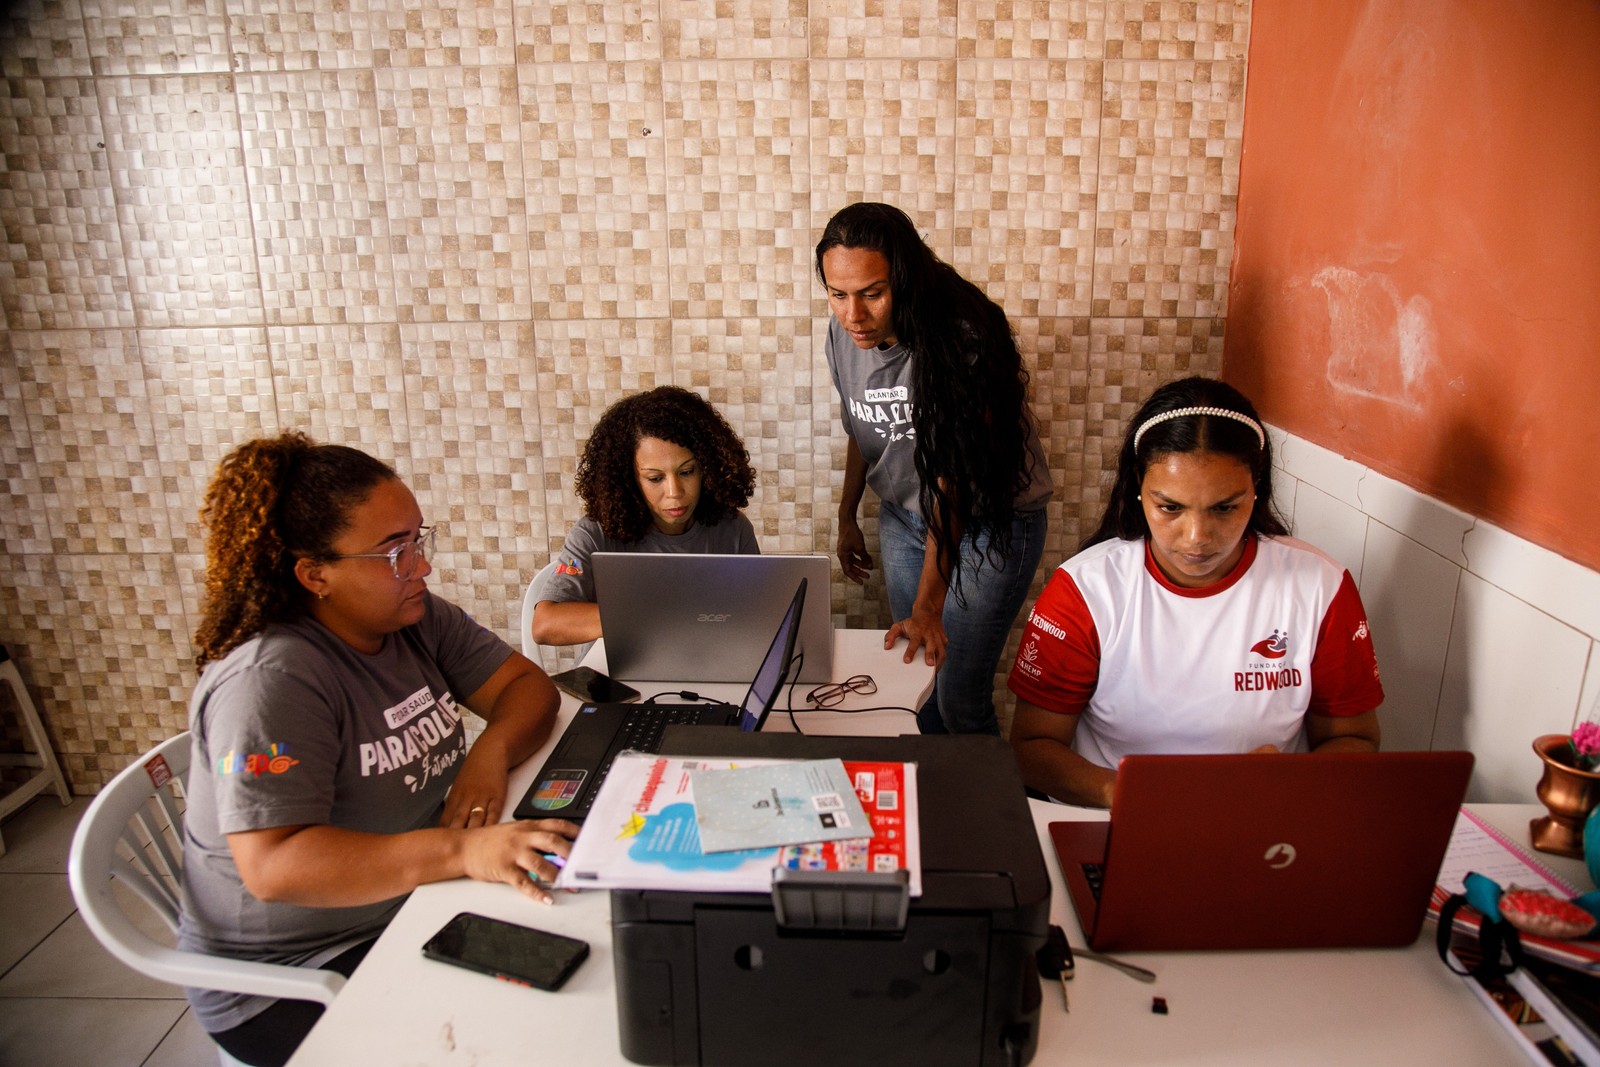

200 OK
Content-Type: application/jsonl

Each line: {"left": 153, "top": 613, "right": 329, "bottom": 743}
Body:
{"left": 813, "top": 792, "right": 845, "bottom": 811}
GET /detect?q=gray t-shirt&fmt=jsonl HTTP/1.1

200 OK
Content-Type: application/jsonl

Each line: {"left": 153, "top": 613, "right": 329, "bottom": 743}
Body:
{"left": 824, "top": 317, "right": 1053, "bottom": 518}
{"left": 541, "top": 513, "right": 760, "bottom": 604}
{"left": 177, "top": 593, "right": 510, "bottom": 1032}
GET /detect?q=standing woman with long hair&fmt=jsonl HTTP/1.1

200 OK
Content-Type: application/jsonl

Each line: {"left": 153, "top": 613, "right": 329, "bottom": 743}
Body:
{"left": 816, "top": 202, "right": 1053, "bottom": 735}
{"left": 181, "top": 432, "right": 577, "bottom": 1067}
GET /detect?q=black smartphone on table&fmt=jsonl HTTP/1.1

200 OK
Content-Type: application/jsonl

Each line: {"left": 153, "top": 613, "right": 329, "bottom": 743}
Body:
{"left": 422, "top": 912, "right": 589, "bottom": 991}
{"left": 549, "top": 665, "right": 641, "bottom": 704}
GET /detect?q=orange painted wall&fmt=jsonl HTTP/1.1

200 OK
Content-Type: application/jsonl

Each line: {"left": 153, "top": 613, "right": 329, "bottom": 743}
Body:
{"left": 1225, "top": 0, "right": 1600, "bottom": 571}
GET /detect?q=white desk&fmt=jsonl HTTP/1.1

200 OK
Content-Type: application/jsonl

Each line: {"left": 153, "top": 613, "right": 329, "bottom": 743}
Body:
{"left": 291, "top": 800, "right": 1580, "bottom": 1066}
{"left": 289, "top": 654, "right": 1578, "bottom": 1067}
{"left": 1023, "top": 802, "right": 1589, "bottom": 1065}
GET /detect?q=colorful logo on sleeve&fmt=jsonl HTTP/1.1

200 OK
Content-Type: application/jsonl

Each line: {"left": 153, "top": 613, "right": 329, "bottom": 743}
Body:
{"left": 555, "top": 560, "right": 583, "bottom": 576}
{"left": 216, "top": 743, "right": 299, "bottom": 777}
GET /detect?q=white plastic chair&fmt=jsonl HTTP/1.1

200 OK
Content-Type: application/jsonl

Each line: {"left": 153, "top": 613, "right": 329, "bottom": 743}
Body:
{"left": 67, "top": 732, "right": 343, "bottom": 1066}
{"left": 521, "top": 560, "right": 560, "bottom": 668}
{"left": 0, "top": 646, "right": 71, "bottom": 857}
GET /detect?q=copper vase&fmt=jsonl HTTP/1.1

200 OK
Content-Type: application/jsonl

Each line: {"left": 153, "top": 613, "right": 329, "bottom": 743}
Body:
{"left": 1530, "top": 733, "right": 1600, "bottom": 857}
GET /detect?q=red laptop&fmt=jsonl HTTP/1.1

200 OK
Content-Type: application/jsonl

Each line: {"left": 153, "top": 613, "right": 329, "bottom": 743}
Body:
{"left": 1050, "top": 750, "right": 1474, "bottom": 952}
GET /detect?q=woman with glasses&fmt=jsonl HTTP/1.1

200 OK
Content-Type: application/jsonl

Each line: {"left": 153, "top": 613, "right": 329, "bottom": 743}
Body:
{"left": 530, "top": 385, "right": 760, "bottom": 647}
{"left": 180, "top": 431, "right": 578, "bottom": 1067}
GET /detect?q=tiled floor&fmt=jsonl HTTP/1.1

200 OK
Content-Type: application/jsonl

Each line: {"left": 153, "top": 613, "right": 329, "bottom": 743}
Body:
{"left": 0, "top": 794, "right": 218, "bottom": 1067}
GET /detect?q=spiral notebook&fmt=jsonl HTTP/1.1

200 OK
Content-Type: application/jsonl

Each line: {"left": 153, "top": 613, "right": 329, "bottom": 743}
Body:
{"left": 1429, "top": 807, "right": 1600, "bottom": 973}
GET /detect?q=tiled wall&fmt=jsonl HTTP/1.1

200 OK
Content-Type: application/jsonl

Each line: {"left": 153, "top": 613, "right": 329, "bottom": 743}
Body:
{"left": 1271, "top": 428, "right": 1600, "bottom": 804}
{"left": 0, "top": 0, "right": 1247, "bottom": 790}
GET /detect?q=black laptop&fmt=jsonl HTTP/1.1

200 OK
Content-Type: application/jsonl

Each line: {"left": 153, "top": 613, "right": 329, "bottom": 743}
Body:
{"left": 512, "top": 578, "right": 807, "bottom": 824}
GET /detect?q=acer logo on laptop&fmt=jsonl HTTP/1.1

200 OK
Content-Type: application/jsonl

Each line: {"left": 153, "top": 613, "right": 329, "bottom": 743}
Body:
{"left": 696, "top": 613, "right": 731, "bottom": 622}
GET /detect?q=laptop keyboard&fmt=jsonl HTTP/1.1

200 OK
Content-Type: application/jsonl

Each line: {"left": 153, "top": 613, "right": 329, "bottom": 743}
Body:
{"left": 579, "top": 705, "right": 712, "bottom": 805}
{"left": 617, "top": 704, "right": 709, "bottom": 753}
{"left": 1081, "top": 862, "right": 1105, "bottom": 901}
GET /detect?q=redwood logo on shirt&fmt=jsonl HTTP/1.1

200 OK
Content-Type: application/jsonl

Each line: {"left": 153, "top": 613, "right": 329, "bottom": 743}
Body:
{"left": 1249, "top": 630, "right": 1289, "bottom": 659}
{"left": 1236, "top": 629, "right": 1303, "bottom": 692}
{"left": 1027, "top": 608, "right": 1067, "bottom": 641}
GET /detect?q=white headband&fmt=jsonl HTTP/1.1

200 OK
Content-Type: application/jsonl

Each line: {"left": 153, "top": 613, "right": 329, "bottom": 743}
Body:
{"left": 1132, "top": 406, "right": 1265, "bottom": 453}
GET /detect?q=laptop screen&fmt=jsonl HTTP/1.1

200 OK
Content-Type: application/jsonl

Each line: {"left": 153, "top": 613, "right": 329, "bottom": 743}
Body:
{"left": 591, "top": 553, "right": 833, "bottom": 684}
{"left": 737, "top": 578, "right": 807, "bottom": 731}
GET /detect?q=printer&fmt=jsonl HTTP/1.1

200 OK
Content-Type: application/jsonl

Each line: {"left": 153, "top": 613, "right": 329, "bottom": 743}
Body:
{"left": 611, "top": 733, "right": 1050, "bottom": 1067}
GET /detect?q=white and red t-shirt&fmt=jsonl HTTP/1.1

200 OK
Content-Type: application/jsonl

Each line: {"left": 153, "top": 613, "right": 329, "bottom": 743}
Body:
{"left": 1007, "top": 535, "right": 1383, "bottom": 768}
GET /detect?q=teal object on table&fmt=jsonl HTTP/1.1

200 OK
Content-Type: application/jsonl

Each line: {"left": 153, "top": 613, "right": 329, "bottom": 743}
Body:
{"left": 1464, "top": 872, "right": 1504, "bottom": 922}
{"left": 1586, "top": 803, "right": 1600, "bottom": 888}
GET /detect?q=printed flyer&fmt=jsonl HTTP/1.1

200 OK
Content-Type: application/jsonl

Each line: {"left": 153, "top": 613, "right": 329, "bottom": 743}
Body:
{"left": 690, "top": 758, "right": 871, "bottom": 854}
{"left": 776, "top": 759, "right": 918, "bottom": 886}
{"left": 555, "top": 753, "right": 921, "bottom": 895}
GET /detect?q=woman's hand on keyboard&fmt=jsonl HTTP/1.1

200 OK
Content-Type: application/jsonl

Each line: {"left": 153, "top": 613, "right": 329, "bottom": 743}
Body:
{"left": 462, "top": 818, "right": 580, "bottom": 904}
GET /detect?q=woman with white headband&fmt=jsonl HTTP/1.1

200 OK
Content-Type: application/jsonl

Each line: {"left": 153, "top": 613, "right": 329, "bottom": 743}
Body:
{"left": 1007, "top": 376, "right": 1382, "bottom": 807}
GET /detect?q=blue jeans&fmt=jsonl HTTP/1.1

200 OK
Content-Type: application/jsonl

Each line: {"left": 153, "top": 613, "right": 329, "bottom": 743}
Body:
{"left": 877, "top": 500, "right": 1048, "bottom": 736}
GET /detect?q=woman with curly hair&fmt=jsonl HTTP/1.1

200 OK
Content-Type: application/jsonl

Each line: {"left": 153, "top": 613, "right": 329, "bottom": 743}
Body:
{"left": 530, "top": 385, "right": 760, "bottom": 647}
{"left": 1008, "top": 377, "right": 1382, "bottom": 807}
{"left": 182, "top": 432, "right": 576, "bottom": 1067}
{"left": 817, "top": 202, "right": 1053, "bottom": 736}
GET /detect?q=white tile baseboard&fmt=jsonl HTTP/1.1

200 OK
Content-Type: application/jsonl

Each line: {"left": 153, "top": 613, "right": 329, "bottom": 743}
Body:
{"left": 1270, "top": 424, "right": 1600, "bottom": 802}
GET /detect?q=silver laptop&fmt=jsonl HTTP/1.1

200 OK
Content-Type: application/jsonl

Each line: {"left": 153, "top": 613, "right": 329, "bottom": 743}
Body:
{"left": 593, "top": 553, "right": 833, "bottom": 683}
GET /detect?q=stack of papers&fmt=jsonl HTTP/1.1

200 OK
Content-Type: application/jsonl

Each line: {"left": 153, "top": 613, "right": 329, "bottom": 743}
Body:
{"left": 555, "top": 754, "right": 921, "bottom": 896}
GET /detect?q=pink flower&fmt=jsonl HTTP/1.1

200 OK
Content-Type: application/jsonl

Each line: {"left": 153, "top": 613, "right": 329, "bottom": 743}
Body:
{"left": 1575, "top": 722, "right": 1600, "bottom": 756}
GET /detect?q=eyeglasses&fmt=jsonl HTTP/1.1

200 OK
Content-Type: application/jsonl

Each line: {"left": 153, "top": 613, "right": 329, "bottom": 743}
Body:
{"left": 325, "top": 525, "right": 438, "bottom": 581}
{"left": 805, "top": 674, "right": 877, "bottom": 709}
